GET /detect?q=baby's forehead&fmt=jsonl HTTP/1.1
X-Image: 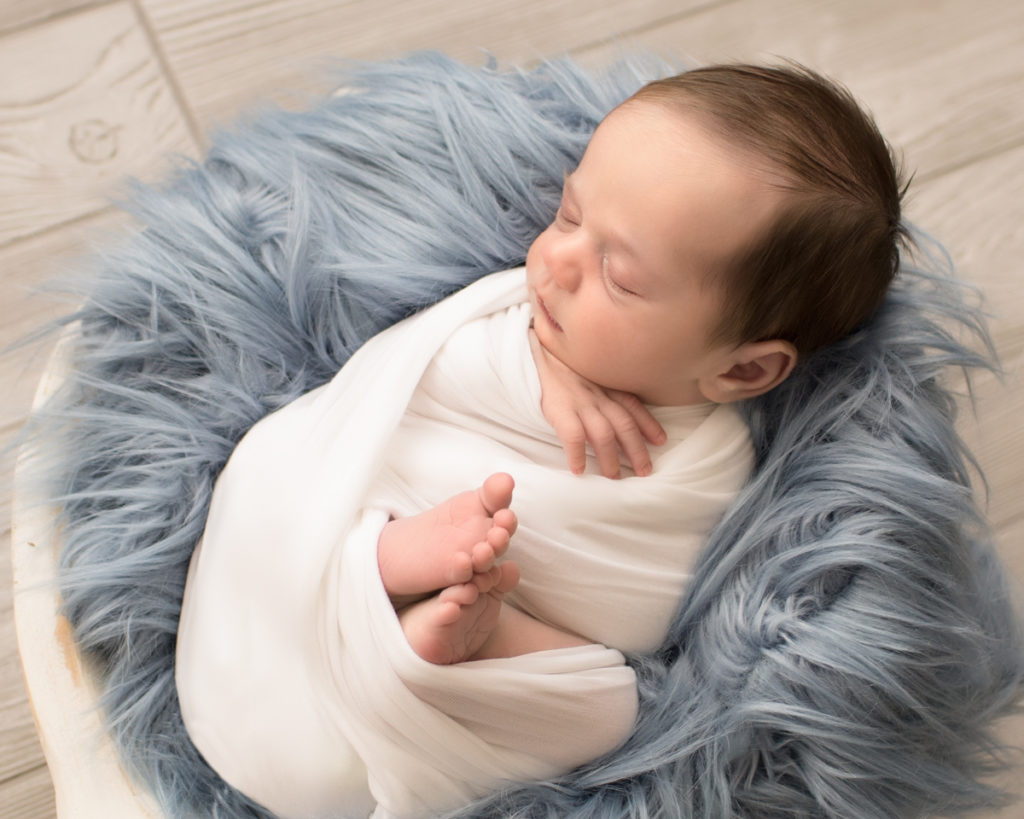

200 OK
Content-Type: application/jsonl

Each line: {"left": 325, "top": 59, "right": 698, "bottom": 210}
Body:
{"left": 598, "top": 100, "right": 784, "bottom": 184}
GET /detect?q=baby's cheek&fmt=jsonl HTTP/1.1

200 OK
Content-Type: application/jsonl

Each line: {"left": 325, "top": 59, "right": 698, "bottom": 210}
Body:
{"left": 525, "top": 231, "right": 544, "bottom": 264}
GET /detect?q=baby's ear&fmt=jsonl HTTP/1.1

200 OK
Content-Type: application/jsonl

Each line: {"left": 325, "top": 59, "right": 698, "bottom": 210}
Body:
{"left": 700, "top": 340, "right": 797, "bottom": 403}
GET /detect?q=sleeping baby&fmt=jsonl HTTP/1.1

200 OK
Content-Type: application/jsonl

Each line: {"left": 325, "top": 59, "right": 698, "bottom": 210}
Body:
{"left": 175, "top": 63, "right": 908, "bottom": 818}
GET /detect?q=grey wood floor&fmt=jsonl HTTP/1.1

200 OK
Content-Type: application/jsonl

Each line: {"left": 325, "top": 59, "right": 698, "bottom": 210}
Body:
{"left": 2, "top": 1, "right": 1022, "bottom": 816}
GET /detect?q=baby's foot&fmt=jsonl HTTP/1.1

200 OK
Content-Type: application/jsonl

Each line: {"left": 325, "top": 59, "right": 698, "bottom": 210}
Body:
{"left": 399, "top": 561, "right": 521, "bottom": 664}
{"left": 378, "top": 473, "right": 517, "bottom": 598}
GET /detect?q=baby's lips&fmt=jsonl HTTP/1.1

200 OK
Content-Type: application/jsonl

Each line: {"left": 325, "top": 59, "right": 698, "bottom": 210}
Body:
{"left": 536, "top": 295, "right": 563, "bottom": 332}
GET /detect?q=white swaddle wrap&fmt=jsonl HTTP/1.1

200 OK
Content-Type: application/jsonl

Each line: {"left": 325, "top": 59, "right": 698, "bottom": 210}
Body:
{"left": 176, "top": 268, "right": 754, "bottom": 818}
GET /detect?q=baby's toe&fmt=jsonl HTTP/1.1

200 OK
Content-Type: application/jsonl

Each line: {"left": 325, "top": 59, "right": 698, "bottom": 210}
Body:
{"left": 492, "top": 507, "right": 517, "bottom": 536}
{"left": 485, "top": 525, "right": 510, "bottom": 558}
{"left": 494, "top": 561, "right": 520, "bottom": 594}
{"left": 479, "top": 472, "right": 515, "bottom": 516}
{"left": 431, "top": 599, "right": 463, "bottom": 626}
{"left": 470, "top": 540, "right": 497, "bottom": 573}
{"left": 471, "top": 565, "right": 502, "bottom": 595}
{"left": 449, "top": 551, "right": 475, "bottom": 585}
{"left": 439, "top": 582, "right": 479, "bottom": 608}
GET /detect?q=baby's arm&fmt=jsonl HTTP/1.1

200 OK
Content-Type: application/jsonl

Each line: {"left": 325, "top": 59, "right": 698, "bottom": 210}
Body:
{"left": 528, "top": 329, "right": 666, "bottom": 479}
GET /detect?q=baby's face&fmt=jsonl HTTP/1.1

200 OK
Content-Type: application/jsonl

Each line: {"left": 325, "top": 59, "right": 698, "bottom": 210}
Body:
{"left": 526, "top": 101, "right": 783, "bottom": 406}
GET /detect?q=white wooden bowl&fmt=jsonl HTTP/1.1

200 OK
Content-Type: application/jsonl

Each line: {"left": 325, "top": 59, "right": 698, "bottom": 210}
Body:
{"left": 11, "top": 331, "right": 162, "bottom": 818}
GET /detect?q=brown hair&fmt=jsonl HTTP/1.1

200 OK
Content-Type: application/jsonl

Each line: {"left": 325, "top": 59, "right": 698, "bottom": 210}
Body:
{"left": 630, "top": 64, "right": 910, "bottom": 353}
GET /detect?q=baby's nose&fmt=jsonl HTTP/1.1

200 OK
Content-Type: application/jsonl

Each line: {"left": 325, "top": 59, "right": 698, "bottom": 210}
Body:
{"left": 545, "top": 237, "right": 584, "bottom": 292}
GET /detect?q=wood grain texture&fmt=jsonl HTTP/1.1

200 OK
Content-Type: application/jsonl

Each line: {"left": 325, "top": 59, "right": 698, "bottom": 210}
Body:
{"left": 0, "top": 211, "right": 131, "bottom": 429}
{"left": 140, "top": 0, "right": 724, "bottom": 127}
{"left": 912, "top": 144, "right": 1024, "bottom": 535}
{"left": 0, "top": 0, "right": 100, "bottom": 35}
{"left": 0, "top": 763, "right": 56, "bottom": 819}
{"left": 0, "top": 1, "right": 196, "bottom": 245}
{"left": 576, "top": 0, "right": 1024, "bottom": 182}
{"left": 0, "top": 525, "right": 46, "bottom": 786}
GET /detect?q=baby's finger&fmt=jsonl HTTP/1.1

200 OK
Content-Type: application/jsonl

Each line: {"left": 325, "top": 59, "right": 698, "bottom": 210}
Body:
{"left": 610, "top": 390, "right": 667, "bottom": 445}
{"left": 617, "top": 431, "right": 655, "bottom": 477}
{"left": 579, "top": 407, "right": 621, "bottom": 479}
{"left": 553, "top": 417, "right": 589, "bottom": 476}
{"left": 599, "top": 400, "right": 654, "bottom": 478}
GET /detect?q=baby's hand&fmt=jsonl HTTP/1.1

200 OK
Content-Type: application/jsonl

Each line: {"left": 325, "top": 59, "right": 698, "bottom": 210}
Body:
{"left": 528, "top": 328, "right": 666, "bottom": 479}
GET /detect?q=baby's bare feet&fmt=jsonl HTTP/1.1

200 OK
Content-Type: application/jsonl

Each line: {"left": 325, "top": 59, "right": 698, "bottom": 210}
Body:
{"left": 378, "top": 473, "right": 517, "bottom": 598}
{"left": 399, "top": 561, "right": 521, "bottom": 664}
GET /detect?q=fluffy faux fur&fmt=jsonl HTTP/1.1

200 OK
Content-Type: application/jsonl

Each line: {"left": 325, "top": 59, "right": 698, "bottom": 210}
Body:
{"left": 19, "top": 52, "right": 1024, "bottom": 818}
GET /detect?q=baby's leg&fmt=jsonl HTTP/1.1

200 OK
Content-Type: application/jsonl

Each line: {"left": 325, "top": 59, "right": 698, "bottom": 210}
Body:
{"left": 472, "top": 603, "right": 590, "bottom": 660}
{"left": 378, "top": 473, "right": 517, "bottom": 601}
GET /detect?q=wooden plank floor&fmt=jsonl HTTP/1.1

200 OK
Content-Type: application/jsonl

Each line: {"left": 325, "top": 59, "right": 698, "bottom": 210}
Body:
{"left": 2, "top": 1, "right": 1022, "bottom": 816}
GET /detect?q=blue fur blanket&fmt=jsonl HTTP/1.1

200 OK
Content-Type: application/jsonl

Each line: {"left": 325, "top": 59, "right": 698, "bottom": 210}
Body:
{"left": 24, "top": 52, "right": 1023, "bottom": 817}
